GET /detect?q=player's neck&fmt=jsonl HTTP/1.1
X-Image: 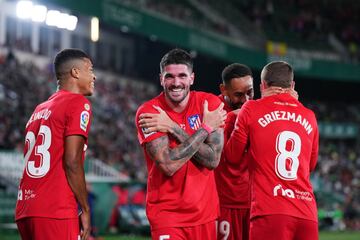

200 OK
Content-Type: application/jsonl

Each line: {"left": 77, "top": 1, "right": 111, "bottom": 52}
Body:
{"left": 57, "top": 80, "right": 81, "bottom": 94}
{"left": 165, "top": 94, "right": 190, "bottom": 113}
{"left": 223, "top": 95, "right": 232, "bottom": 109}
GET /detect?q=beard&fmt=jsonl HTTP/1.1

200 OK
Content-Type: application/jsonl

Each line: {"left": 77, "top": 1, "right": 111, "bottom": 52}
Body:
{"left": 164, "top": 85, "right": 190, "bottom": 104}
{"left": 230, "top": 101, "right": 242, "bottom": 110}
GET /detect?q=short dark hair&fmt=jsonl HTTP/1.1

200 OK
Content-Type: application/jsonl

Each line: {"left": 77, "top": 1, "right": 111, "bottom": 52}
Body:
{"left": 261, "top": 61, "right": 293, "bottom": 88}
{"left": 160, "top": 48, "right": 193, "bottom": 73}
{"left": 54, "top": 48, "right": 91, "bottom": 80}
{"left": 221, "top": 63, "right": 253, "bottom": 85}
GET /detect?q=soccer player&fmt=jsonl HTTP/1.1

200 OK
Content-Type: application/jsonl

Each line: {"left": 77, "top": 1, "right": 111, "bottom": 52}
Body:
{"left": 215, "top": 63, "right": 254, "bottom": 240}
{"left": 135, "top": 48, "right": 226, "bottom": 240}
{"left": 225, "top": 61, "right": 319, "bottom": 240}
{"left": 218, "top": 63, "right": 254, "bottom": 113}
{"left": 15, "top": 49, "right": 96, "bottom": 240}
{"left": 216, "top": 63, "right": 292, "bottom": 240}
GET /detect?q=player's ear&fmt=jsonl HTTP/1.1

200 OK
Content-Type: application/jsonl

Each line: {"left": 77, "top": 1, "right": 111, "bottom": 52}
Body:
{"left": 190, "top": 72, "right": 194, "bottom": 85}
{"left": 70, "top": 67, "right": 80, "bottom": 79}
{"left": 220, "top": 83, "right": 226, "bottom": 95}
{"left": 260, "top": 80, "right": 266, "bottom": 91}
{"left": 159, "top": 73, "right": 164, "bottom": 87}
{"left": 291, "top": 80, "right": 295, "bottom": 89}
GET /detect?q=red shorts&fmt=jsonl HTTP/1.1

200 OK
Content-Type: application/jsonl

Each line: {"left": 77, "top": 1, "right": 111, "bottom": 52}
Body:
{"left": 151, "top": 221, "right": 216, "bottom": 240}
{"left": 250, "top": 215, "right": 318, "bottom": 240}
{"left": 217, "top": 207, "right": 250, "bottom": 240}
{"left": 16, "top": 217, "right": 80, "bottom": 240}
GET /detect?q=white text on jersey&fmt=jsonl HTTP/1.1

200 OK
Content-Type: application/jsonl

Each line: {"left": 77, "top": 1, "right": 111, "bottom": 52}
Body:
{"left": 26, "top": 109, "right": 52, "bottom": 128}
{"left": 258, "top": 111, "right": 313, "bottom": 135}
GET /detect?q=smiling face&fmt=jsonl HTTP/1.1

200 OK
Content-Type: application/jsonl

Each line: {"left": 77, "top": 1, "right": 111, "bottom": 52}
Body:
{"left": 76, "top": 58, "right": 96, "bottom": 96}
{"left": 160, "top": 64, "right": 194, "bottom": 106}
{"left": 220, "top": 75, "right": 254, "bottom": 110}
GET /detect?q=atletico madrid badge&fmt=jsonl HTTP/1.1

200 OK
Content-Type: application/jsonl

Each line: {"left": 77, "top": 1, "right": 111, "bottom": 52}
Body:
{"left": 188, "top": 114, "right": 201, "bottom": 130}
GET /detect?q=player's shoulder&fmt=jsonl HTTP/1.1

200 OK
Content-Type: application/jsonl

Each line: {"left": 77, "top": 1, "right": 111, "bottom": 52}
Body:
{"left": 243, "top": 99, "right": 259, "bottom": 109}
{"left": 136, "top": 93, "right": 162, "bottom": 115}
{"left": 192, "top": 91, "right": 222, "bottom": 111}
{"left": 286, "top": 99, "right": 318, "bottom": 124}
{"left": 55, "top": 92, "right": 92, "bottom": 115}
{"left": 56, "top": 90, "right": 91, "bottom": 104}
{"left": 68, "top": 94, "right": 92, "bottom": 113}
{"left": 193, "top": 91, "right": 221, "bottom": 106}
{"left": 299, "top": 103, "right": 317, "bottom": 120}
{"left": 70, "top": 92, "right": 90, "bottom": 102}
{"left": 194, "top": 91, "right": 218, "bottom": 100}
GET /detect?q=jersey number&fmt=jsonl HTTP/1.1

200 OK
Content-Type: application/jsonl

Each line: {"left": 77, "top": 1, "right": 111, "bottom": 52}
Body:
{"left": 24, "top": 125, "right": 51, "bottom": 178}
{"left": 219, "top": 220, "right": 230, "bottom": 240}
{"left": 275, "top": 131, "right": 300, "bottom": 180}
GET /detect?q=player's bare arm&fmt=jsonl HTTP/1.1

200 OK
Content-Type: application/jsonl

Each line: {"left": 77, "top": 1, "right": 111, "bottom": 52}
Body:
{"left": 145, "top": 127, "right": 211, "bottom": 176}
{"left": 140, "top": 101, "right": 226, "bottom": 169}
{"left": 192, "top": 129, "right": 224, "bottom": 169}
{"left": 64, "top": 135, "right": 91, "bottom": 240}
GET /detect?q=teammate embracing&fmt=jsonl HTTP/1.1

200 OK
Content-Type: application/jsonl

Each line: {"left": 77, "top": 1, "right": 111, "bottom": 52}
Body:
{"left": 225, "top": 61, "right": 319, "bottom": 240}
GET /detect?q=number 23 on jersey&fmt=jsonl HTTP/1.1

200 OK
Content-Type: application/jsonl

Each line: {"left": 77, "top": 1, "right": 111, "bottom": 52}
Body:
{"left": 24, "top": 125, "right": 52, "bottom": 178}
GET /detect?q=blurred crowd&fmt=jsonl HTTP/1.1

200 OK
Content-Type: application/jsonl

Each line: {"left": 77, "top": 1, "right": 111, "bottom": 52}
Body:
{"left": 120, "top": 0, "right": 231, "bottom": 37}
{"left": 314, "top": 139, "right": 360, "bottom": 230}
{"left": 0, "top": 50, "right": 156, "bottom": 183}
{"left": 223, "top": 0, "right": 360, "bottom": 61}
{"left": 124, "top": 0, "right": 360, "bottom": 62}
{"left": 5, "top": 0, "right": 360, "bottom": 62}
{"left": 0, "top": 48, "right": 359, "bottom": 230}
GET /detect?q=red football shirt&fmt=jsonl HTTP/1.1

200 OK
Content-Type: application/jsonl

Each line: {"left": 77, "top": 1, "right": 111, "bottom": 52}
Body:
{"left": 15, "top": 90, "right": 92, "bottom": 220}
{"left": 215, "top": 110, "right": 250, "bottom": 209}
{"left": 225, "top": 93, "right": 319, "bottom": 222}
{"left": 135, "top": 91, "right": 220, "bottom": 230}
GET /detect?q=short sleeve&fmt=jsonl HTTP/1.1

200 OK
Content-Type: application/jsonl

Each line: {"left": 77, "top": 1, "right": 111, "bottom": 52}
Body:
{"left": 233, "top": 101, "right": 252, "bottom": 145}
{"left": 205, "top": 93, "right": 222, "bottom": 111}
{"left": 224, "top": 101, "right": 252, "bottom": 164}
{"left": 135, "top": 103, "right": 167, "bottom": 145}
{"left": 65, "top": 96, "right": 92, "bottom": 138}
{"left": 224, "top": 110, "right": 238, "bottom": 142}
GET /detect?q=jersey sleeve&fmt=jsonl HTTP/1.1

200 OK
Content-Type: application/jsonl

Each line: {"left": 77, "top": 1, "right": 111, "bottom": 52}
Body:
{"left": 65, "top": 96, "right": 92, "bottom": 138}
{"left": 224, "top": 110, "right": 238, "bottom": 143}
{"left": 205, "top": 93, "right": 222, "bottom": 111}
{"left": 135, "top": 103, "right": 167, "bottom": 145}
{"left": 225, "top": 101, "right": 251, "bottom": 164}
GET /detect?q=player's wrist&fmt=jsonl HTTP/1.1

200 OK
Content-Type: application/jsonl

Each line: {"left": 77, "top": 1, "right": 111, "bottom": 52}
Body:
{"left": 201, "top": 123, "right": 213, "bottom": 134}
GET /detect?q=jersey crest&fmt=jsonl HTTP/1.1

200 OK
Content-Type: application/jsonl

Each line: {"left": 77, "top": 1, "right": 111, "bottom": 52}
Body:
{"left": 80, "top": 111, "right": 90, "bottom": 131}
{"left": 188, "top": 114, "right": 201, "bottom": 130}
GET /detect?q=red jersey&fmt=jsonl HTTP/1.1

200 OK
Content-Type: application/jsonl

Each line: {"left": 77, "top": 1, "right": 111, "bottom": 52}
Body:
{"left": 15, "top": 90, "right": 92, "bottom": 220}
{"left": 218, "top": 94, "right": 233, "bottom": 113}
{"left": 135, "top": 91, "right": 220, "bottom": 230}
{"left": 225, "top": 93, "right": 319, "bottom": 222}
{"left": 215, "top": 110, "right": 250, "bottom": 208}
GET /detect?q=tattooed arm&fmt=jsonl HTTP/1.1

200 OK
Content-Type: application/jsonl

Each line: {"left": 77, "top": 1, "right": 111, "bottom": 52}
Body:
{"left": 170, "top": 127, "right": 224, "bottom": 169}
{"left": 140, "top": 101, "right": 225, "bottom": 170}
{"left": 145, "top": 128, "right": 210, "bottom": 176}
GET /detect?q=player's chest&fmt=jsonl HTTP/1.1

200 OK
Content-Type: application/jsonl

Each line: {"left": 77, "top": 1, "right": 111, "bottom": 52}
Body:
{"left": 168, "top": 110, "right": 203, "bottom": 135}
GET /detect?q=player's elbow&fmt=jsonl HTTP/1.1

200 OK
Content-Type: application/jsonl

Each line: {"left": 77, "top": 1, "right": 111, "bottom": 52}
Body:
{"left": 156, "top": 162, "right": 177, "bottom": 176}
{"left": 64, "top": 157, "right": 82, "bottom": 174}
{"left": 206, "top": 157, "right": 220, "bottom": 170}
{"left": 159, "top": 165, "right": 176, "bottom": 176}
